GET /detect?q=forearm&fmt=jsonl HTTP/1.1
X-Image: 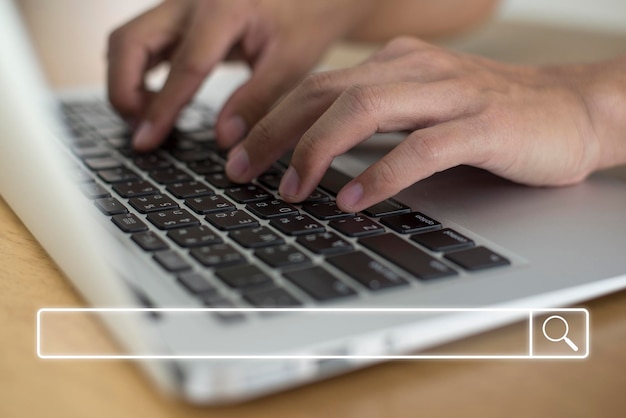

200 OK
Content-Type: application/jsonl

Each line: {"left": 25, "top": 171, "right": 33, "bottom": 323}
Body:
{"left": 346, "top": 0, "right": 500, "bottom": 41}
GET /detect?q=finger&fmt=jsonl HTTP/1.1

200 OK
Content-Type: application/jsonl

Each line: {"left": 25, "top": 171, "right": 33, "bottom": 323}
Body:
{"left": 336, "top": 120, "right": 487, "bottom": 212}
{"left": 225, "top": 63, "right": 405, "bottom": 183}
{"left": 107, "top": 3, "right": 184, "bottom": 121}
{"left": 278, "top": 81, "right": 478, "bottom": 202}
{"left": 215, "top": 43, "right": 317, "bottom": 149}
{"left": 133, "top": 2, "right": 250, "bottom": 151}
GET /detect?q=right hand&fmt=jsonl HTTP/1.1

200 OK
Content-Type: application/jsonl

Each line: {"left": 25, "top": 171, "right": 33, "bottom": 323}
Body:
{"left": 107, "top": 0, "right": 373, "bottom": 152}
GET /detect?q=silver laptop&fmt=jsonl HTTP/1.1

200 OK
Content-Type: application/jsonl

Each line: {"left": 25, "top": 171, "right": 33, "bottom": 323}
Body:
{"left": 2, "top": 0, "right": 626, "bottom": 404}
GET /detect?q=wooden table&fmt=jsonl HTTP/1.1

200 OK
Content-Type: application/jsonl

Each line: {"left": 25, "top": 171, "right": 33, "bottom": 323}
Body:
{"left": 3, "top": 8, "right": 626, "bottom": 416}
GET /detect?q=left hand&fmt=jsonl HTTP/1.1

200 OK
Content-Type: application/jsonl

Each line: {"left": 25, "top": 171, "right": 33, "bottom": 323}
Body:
{"left": 225, "top": 36, "right": 606, "bottom": 212}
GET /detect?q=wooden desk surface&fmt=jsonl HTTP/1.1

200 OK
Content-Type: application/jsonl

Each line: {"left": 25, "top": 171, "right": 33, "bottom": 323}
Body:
{"left": 3, "top": 8, "right": 626, "bottom": 417}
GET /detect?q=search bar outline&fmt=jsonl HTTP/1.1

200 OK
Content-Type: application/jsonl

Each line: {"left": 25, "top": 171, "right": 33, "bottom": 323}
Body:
{"left": 37, "top": 307, "right": 589, "bottom": 360}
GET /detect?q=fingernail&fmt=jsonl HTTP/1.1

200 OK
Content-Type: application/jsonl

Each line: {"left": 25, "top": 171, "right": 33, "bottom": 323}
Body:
{"left": 221, "top": 115, "right": 247, "bottom": 144}
{"left": 132, "top": 121, "right": 153, "bottom": 150}
{"left": 280, "top": 166, "right": 300, "bottom": 199}
{"left": 226, "top": 146, "right": 250, "bottom": 180}
{"left": 339, "top": 182, "right": 364, "bottom": 210}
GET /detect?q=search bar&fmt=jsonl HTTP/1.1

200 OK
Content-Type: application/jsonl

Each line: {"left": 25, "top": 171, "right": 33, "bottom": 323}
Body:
{"left": 37, "top": 308, "right": 589, "bottom": 359}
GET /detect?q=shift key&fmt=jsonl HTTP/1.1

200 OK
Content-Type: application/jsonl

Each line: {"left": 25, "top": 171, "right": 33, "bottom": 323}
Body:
{"left": 359, "top": 234, "right": 457, "bottom": 281}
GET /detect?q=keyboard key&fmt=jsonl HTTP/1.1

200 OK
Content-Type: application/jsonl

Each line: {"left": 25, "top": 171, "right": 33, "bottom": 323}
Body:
{"left": 190, "top": 244, "right": 246, "bottom": 268}
{"left": 79, "top": 182, "right": 110, "bottom": 199}
{"left": 185, "top": 195, "right": 236, "bottom": 214}
{"left": 444, "top": 247, "right": 510, "bottom": 271}
{"left": 363, "top": 199, "right": 411, "bottom": 218}
{"left": 188, "top": 160, "right": 224, "bottom": 175}
{"left": 149, "top": 167, "right": 193, "bottom": 184}
{"left": 203, "top": 296, "right": 245, "bottom": 322}
{"left": 113, "top": 180, "right": 159, "bottom": 198}
{"left": 94, "top": 197, "right": 128, "bottom": 215}
{"left": 166, "top": 181, "right": 214, "bottom": 199}
{"left": 328, "top": 252, "right": 408, "bottom": 291}
{"left": 255, "top": 245, "right": 311, "bottom": 269}
{"left": 226, "top": 185, "right": 272, "bottom": 203}
{"left": 329, "top": 216, "right": 385, "bottom": 237}
{"left": 177, "top": 272, "right": 219, "bottom": 295}
{"left": 112, "top": 213, "right": 148, "bottom": 233}
{"left": 284, "top": 267, "right": 356, "bottom": 301}
{"left": 205, "top": 210, "right": 260, "bottom": 231}
{"left": 98, "top": 167, "right": 141, "bottom": 184}
{"left": 133, "top": 154, "right": 172, "bottom": 170}
{"left": 131, "top": 231, "right": 168, "bottom": 251}
{"left": 167, "top": 226, "right": 222, "bottom": 248}
{"left": 303, "top": 201, "right": 354, "bottom": 220}
{"left": 129, "top": 194, "right": 179, "bottom": 213}
{"left": 380, "top": 212, "right": 441, "bottom": 234}
{"left": 206, "top": 172, "right": 240, "bottom": 189}
{"left": 153, "top": 251, "right": 192, "bottom": 272}
{"left": 302, "top": 189, "right": 331, "bottom": 203}
{"left": 269, "top": 214, "right": 325, "bottom": 236}
{"left": 247, "top": 200, "right": 299, "bottom": 219}
{"left": 243, "top": 286, "right": 302, "bottom": 307}
{"left": 72, "top": 145, "right": 109, "bottom": 159}
{"left": 216, "top": 265, "right": 273, "bottom": 289}
{"left": 147, "top": 209, "right": 200, "bottom": 230}
{"left": 84, "top": 157, "right": 122, "bottom": 171}
{"left": 171, "top": 149, "right": 214, "bottom": 163}
{"left": 359, "top": 234, "right": 457, "bottom": 280}
{"left": 296, "top": 232, "right": 353, "bottom": 255}
{"left": 230, "top": 227, "right": 285, "bottom": 248}
{"left": 258, "top": 172, "right": 281, "bottom": 190}
{"left": 412, "top": 228, "right": 475, "bottom": 252}
{"left": 318, "top": 167, "right": 352, "bottom": 196}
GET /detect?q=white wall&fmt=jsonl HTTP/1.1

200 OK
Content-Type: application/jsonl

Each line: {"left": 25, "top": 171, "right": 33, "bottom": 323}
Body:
{"left": 500, "top": 0, "right": 626, "bottom": 33}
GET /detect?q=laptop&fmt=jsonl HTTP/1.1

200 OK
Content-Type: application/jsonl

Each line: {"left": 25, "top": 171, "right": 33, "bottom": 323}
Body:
{"left": 2, "top": 0, "right": 626, "bottom": 404}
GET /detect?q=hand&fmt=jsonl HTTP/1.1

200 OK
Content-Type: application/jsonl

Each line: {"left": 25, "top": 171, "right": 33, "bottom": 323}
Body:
{"left": 226, "top": 36, "right": 618, "bottom": 212}
{"left": 107, "top": 0, "right": 373, "bottom": 152}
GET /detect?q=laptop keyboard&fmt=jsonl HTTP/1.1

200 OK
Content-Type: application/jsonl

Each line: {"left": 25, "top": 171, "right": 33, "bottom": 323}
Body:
{"left": 60, "top": 99, "right": 511, "bottom": 321}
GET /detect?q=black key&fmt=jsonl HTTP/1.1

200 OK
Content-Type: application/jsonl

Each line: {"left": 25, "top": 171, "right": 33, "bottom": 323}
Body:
{"left": 153, "top": 251, "right": 191, "bottom": 272}
{"left": 113, "top": 180, "right": 159, "bottom": 198}
{"left": 243, "top": 286, "right": 302, "bottom": 307}
{"left": 98, "top": 167, "right": 141, "bottom": 184}
{"left": 255, "top": 245, "right": 311, "bottom": 269}
{"left": 112, "top": 213, "right": 148, "bottom": 233}
{"left": 185, "top": 195, "right": 236, "bottom": 214}
{"left": 302, "top": 189, "right": 331, "bottom": 203}
{"left": 131, "top": 231, "right": 168, "bottom": 251}
{"left": 205, "top": 210, "right": 260, "bottom": 231}
{"left": 363, "top": 199, "right": 411, "bottom": 218}
{"left": 318, "top": 167, "right": 352, "bottom": 196}
{"left": 72, "top": 146, "right": 109, "bottom": 159}
{"left": 133, "top": 154, "right": 171, "bottom": 170}
{"left": 206, "top": 172, "right": 240, "bottom": 189}
{"left": 359, "top": 234, "right": 457, "bottom": 280}
{"left": 412, "top": 228, "right": 475, "bottom": 252}
{"left": 149, "top": 167, "right": 193, "bottom": 184}
{"left": 177, "top": 272, "right": 219, "bottom": 295}
{"left": 258, "top": 172, "right": 281, "bottom": 190}
{"left": 296, "top": 232, "right": 353, "bottom": 255}
{"left": 94, "top": 197, "right": 128, "bottom": 215}
{"left": 68, "top": 167, "right": 93, "bottom": 183}
{"left": 247, "top": 200, "right": 299, "bottom": 219}
{"left": 166, "top": 181, "right": 214, "bottom": 199}
{"left": 380, "top": 212, "right": 441, "bottom": 234}
{"left": 230, "top": 227, "right": 284, "bottom": 249}
{"left": 303, "top": 201, "right": 354, "bottom": 220}
{"left": 328, "top": 252, "right": 408, "bottom": 291}
{"left": 216, "top": 265, "right": 273, "bottom": 289}
{"left": 444, "top": 247, "right": 510, "bottom": 271}
{"left": 188, "top": 160, "right": 224, "bottom": 175}
{"left": 147, "top": 209, "right": 200, "bottom": 230}
{"left": 84, "top": 157, "right": 122, "bottom": 171}
{"left": 167, "top": 226, "right": 222, "bottom": 248}
{"left": 129, "top": 194, "right": 179, "bottom": 213}
{"left": 190, "top": 244, "right": 246, "bottom": 268}
{"left": 269, "top": 214, "right": 325, "bottom": 236}
{"left": 225, "top": 185, "right": 271, "bottom": 203}
{"left": 171, "top": 149, "right": 214, "bottom": 163}
{"left": 329, "top": 216, "right": 385, "bottom": 237}
{"left": 284, "top": 267, "right": 356, "bottom": 301}
{"left": 79, "top": 182, "right": 110, "bottom": 199}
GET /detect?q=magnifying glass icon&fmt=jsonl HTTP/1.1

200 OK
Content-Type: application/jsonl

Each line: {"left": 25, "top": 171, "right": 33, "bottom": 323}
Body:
{"left": 542, "top": 315, "right": 579, "bottom": 352}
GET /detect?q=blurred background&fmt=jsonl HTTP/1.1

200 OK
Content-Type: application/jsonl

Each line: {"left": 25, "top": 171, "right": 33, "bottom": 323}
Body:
{"left": 15, "top": 0, "right": 626, "bottom": 87}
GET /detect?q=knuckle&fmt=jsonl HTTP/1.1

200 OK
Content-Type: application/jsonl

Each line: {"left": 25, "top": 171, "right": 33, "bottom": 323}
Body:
{"left": 385, "top": 36, "right": 422, "bottom": 53}
{"left": 372, "top": 158, "right": 403, "bottom": 191}
{"left": 250, "top": 118, "right": 274, "bottom": 147}
{"left": 409, "top": 135, "right": 443, "bottom": 164}
{"left": 107, "top": 27, "right": 128, "bottom": 52}
{"left": 300, "top": 72, "right": 336, "bottom": 99}
{"left": 341, "top": 84, "right": 382, "bottom": 116}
